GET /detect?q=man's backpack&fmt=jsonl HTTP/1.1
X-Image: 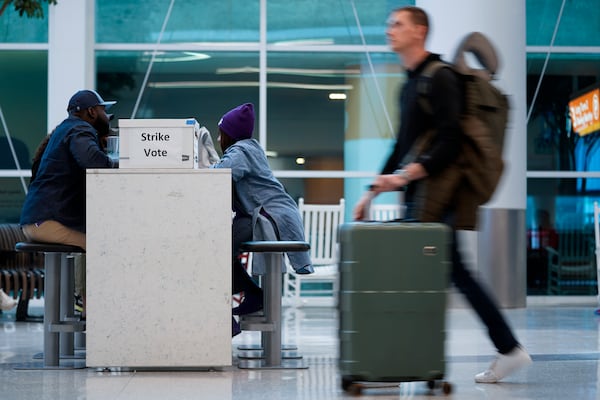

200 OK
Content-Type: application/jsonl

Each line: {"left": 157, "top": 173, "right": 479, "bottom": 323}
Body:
{"left": 417, "top": 32, "right": 509, "bottom": 205}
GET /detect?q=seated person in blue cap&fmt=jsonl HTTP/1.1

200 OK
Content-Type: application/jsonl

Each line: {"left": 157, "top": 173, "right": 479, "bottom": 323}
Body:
{"left": 212, "top": 103, "right": 313, "bottom": 335}
{"left": 20, "top": 89, "right": 117, "bottom": 249}
{"left": 20, "top": 89, "right": 117, "bottom": 317}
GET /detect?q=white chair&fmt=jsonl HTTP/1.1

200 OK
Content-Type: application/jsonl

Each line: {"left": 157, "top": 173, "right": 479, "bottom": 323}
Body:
{"left": 283, "top": 198, "right": 345, "bottom": 307}
{"left": 369, "top": 203, "right": 404, "bottom": 221}
{"left": 547, "top": 213, "right": 596, "bottom": 295}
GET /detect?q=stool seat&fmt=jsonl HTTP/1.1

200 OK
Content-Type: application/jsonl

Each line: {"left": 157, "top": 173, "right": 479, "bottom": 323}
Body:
{"left": 240, "top": 241, "right": 310, "bottom": 253}
{"left": 16, "top": 242, "right": 85, "bottom": 254}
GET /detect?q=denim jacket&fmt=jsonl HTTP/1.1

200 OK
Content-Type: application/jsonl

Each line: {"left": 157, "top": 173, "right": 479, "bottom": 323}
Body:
{"left": 212, "top": 139, "right": 312, "bottom": 271}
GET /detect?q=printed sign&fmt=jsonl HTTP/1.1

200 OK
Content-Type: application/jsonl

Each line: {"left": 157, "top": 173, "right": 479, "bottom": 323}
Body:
{"left": 118, "top": 119, "right": 198, "bottom": 168}
{"left": 569, "top": 86, "right": 600, "bottom": 136}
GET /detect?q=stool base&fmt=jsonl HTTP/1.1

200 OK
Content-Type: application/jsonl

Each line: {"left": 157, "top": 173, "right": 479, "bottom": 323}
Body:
{"left": 13, "top": 360, "right": 86, "bottom": 370}
{"left": 33, "top": 350, "right": 86, "bottom": 360}
{"left": 237, "top": 344, "right": 297, "bottom": 351}
{"left": 237, "top": 350, "right": 303, "bottom": 360}
{"left": 238, "top": 358, "right": 308, "bottom": 369}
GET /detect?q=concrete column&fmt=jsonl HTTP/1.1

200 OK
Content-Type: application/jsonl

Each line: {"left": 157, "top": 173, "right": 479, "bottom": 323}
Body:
{"left": 47, "top": 0, "right": 95, "bottom": 132}
{"left": 418, "top": 0, "right": 527, "bottom": 307}
{"left": 343, "top": 63, "right": 403, "bottom": 220}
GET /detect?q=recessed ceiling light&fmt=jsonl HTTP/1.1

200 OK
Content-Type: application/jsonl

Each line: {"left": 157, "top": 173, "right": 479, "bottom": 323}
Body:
{"left": 142, "top": 51, "right": 211, "bottom": 63}
{"left": 296, "top": 157, "right": 306, "bottom": 165}
{"left": 329, "top": 93, "right": 347, "bottom": 100}
{"left": 148, "top": 81, "right": 353, "bottom": 90}
{"left": 216, "top": 67, "right": 360, "bottom": 76}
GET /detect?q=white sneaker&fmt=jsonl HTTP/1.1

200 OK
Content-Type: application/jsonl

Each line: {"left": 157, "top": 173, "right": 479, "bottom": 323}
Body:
{"left": 475, "top": 346, "right": 532, "bottom": 383}
{"left": 0, "top": 289, "right": 18, "bottom": 311}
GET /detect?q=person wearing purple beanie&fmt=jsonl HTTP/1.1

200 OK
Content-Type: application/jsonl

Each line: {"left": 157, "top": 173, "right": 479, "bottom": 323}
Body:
{"left": 211, "top": 103, "right": 313, "bottom": 336}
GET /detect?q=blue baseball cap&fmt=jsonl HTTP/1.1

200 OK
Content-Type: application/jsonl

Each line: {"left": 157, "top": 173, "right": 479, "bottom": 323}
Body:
{"left": 67, "top": 89, "right": 116, "bottom": 112}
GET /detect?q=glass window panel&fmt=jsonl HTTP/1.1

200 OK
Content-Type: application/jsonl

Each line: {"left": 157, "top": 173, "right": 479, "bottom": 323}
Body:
{"left": 96, "top": 50, "right": 259, "bottom": 139}
{"left": 0, "top": 51, "right": 46, "bottom": 223}
{"left": 0, "top": 178, "right": 27, "bottom": 223}
{"left": 265, "top": 51, "right": 401, "bottom": 170}
{"left": 526, "top": 0, "right": 600, "bottom": 46}
{"left": 266, "top": 0, "right": 414, "bottom": 45}
{"left": 0, "top": 51, "right": 48, "bottom": 164}
{"left": 527, "top": 179, "right": 598, "bottom": 295}
{"left": 526, "top": 53, "right": 600, "bottom": 171}
{"left": 0, "top": 5, "right": 49, "bottom": 42}
{"left": 277, "top": 177, "right": 345, "bottom": 207}
{"left": 97, "top": 0, "right": 259, "bottom": 43}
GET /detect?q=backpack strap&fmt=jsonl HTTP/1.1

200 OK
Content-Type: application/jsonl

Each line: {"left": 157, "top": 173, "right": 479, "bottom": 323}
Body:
{"left": 403, "top": 61, "right": 457, "bottom": 166}
{"left": 416, "top": 60, "right": 452, "bottom": 115}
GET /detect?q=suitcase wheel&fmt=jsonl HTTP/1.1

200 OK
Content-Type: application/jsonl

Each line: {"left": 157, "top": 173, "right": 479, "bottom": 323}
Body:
{"left": 342, "top": 376, "right": 452, "bottom": 396}
{"left": 442, "top": 381, "right": 452, "bottom": 394}
{"left": 427, "top": 380, "right": 453, "bottom": 395}
{"left": 341, "top": 375, "right": 363, "bottom": 394}
{"left": 348, "top": 383, "right": 363, "bottom": 395}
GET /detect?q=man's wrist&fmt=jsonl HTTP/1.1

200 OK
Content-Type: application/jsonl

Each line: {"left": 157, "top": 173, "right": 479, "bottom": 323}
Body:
{"left": 394, "top": 168, "right": 411, "bottom": 181}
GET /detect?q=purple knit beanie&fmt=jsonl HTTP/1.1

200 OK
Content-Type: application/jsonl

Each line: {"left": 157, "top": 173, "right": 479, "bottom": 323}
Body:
{"left": 218, "top": 103, "right": 255, "bottom": 140}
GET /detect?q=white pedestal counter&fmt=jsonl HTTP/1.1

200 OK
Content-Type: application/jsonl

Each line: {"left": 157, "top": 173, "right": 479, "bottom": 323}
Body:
{"left": 85, "top": 169, "right": 232, "bottom": 369}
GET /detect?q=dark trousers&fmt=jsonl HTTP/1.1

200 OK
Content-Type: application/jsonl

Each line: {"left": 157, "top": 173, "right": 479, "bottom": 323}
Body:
{"left": 450, "top": 231, "right": 519, "bottom": 354}
{"left": 232, "top": 215, "right": 262, "bottom": 295}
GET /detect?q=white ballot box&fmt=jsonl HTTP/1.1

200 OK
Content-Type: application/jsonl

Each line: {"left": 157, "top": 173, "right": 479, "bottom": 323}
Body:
{"left": 118, "top": 119, "right": 199, "bottom": 168}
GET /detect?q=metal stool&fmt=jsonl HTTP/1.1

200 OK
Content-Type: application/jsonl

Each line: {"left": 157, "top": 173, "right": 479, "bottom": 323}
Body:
{"left": 237, "top": 240, "right": 310, "bottom": 369}
{"left": 14, "top": 242, "right": 86, "bottom": 369}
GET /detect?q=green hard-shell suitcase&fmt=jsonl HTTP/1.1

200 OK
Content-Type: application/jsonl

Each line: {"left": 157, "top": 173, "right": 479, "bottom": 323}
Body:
{"left": 338, "top": 222, "right": 452, "bottom": 395}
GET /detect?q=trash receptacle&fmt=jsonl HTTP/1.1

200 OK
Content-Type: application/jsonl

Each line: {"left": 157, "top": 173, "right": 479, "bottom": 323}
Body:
{"left": 478, "top": 207, "right": 526, "bottom": 308}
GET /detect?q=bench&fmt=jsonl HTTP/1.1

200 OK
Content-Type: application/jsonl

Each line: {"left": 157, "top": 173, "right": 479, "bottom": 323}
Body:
{"left": 237, "top": 240, "right": 310, "bottom": 369}
{"left": 14, "top": 242, "right": 86, "bottom": 369}
{"left": 0, "top": 224, "right": 44, "bottom": 321}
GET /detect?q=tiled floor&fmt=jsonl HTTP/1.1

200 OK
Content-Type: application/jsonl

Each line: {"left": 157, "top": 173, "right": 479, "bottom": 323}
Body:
{"left": 2, "top": 296, "right": 600, "bottom": 399}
